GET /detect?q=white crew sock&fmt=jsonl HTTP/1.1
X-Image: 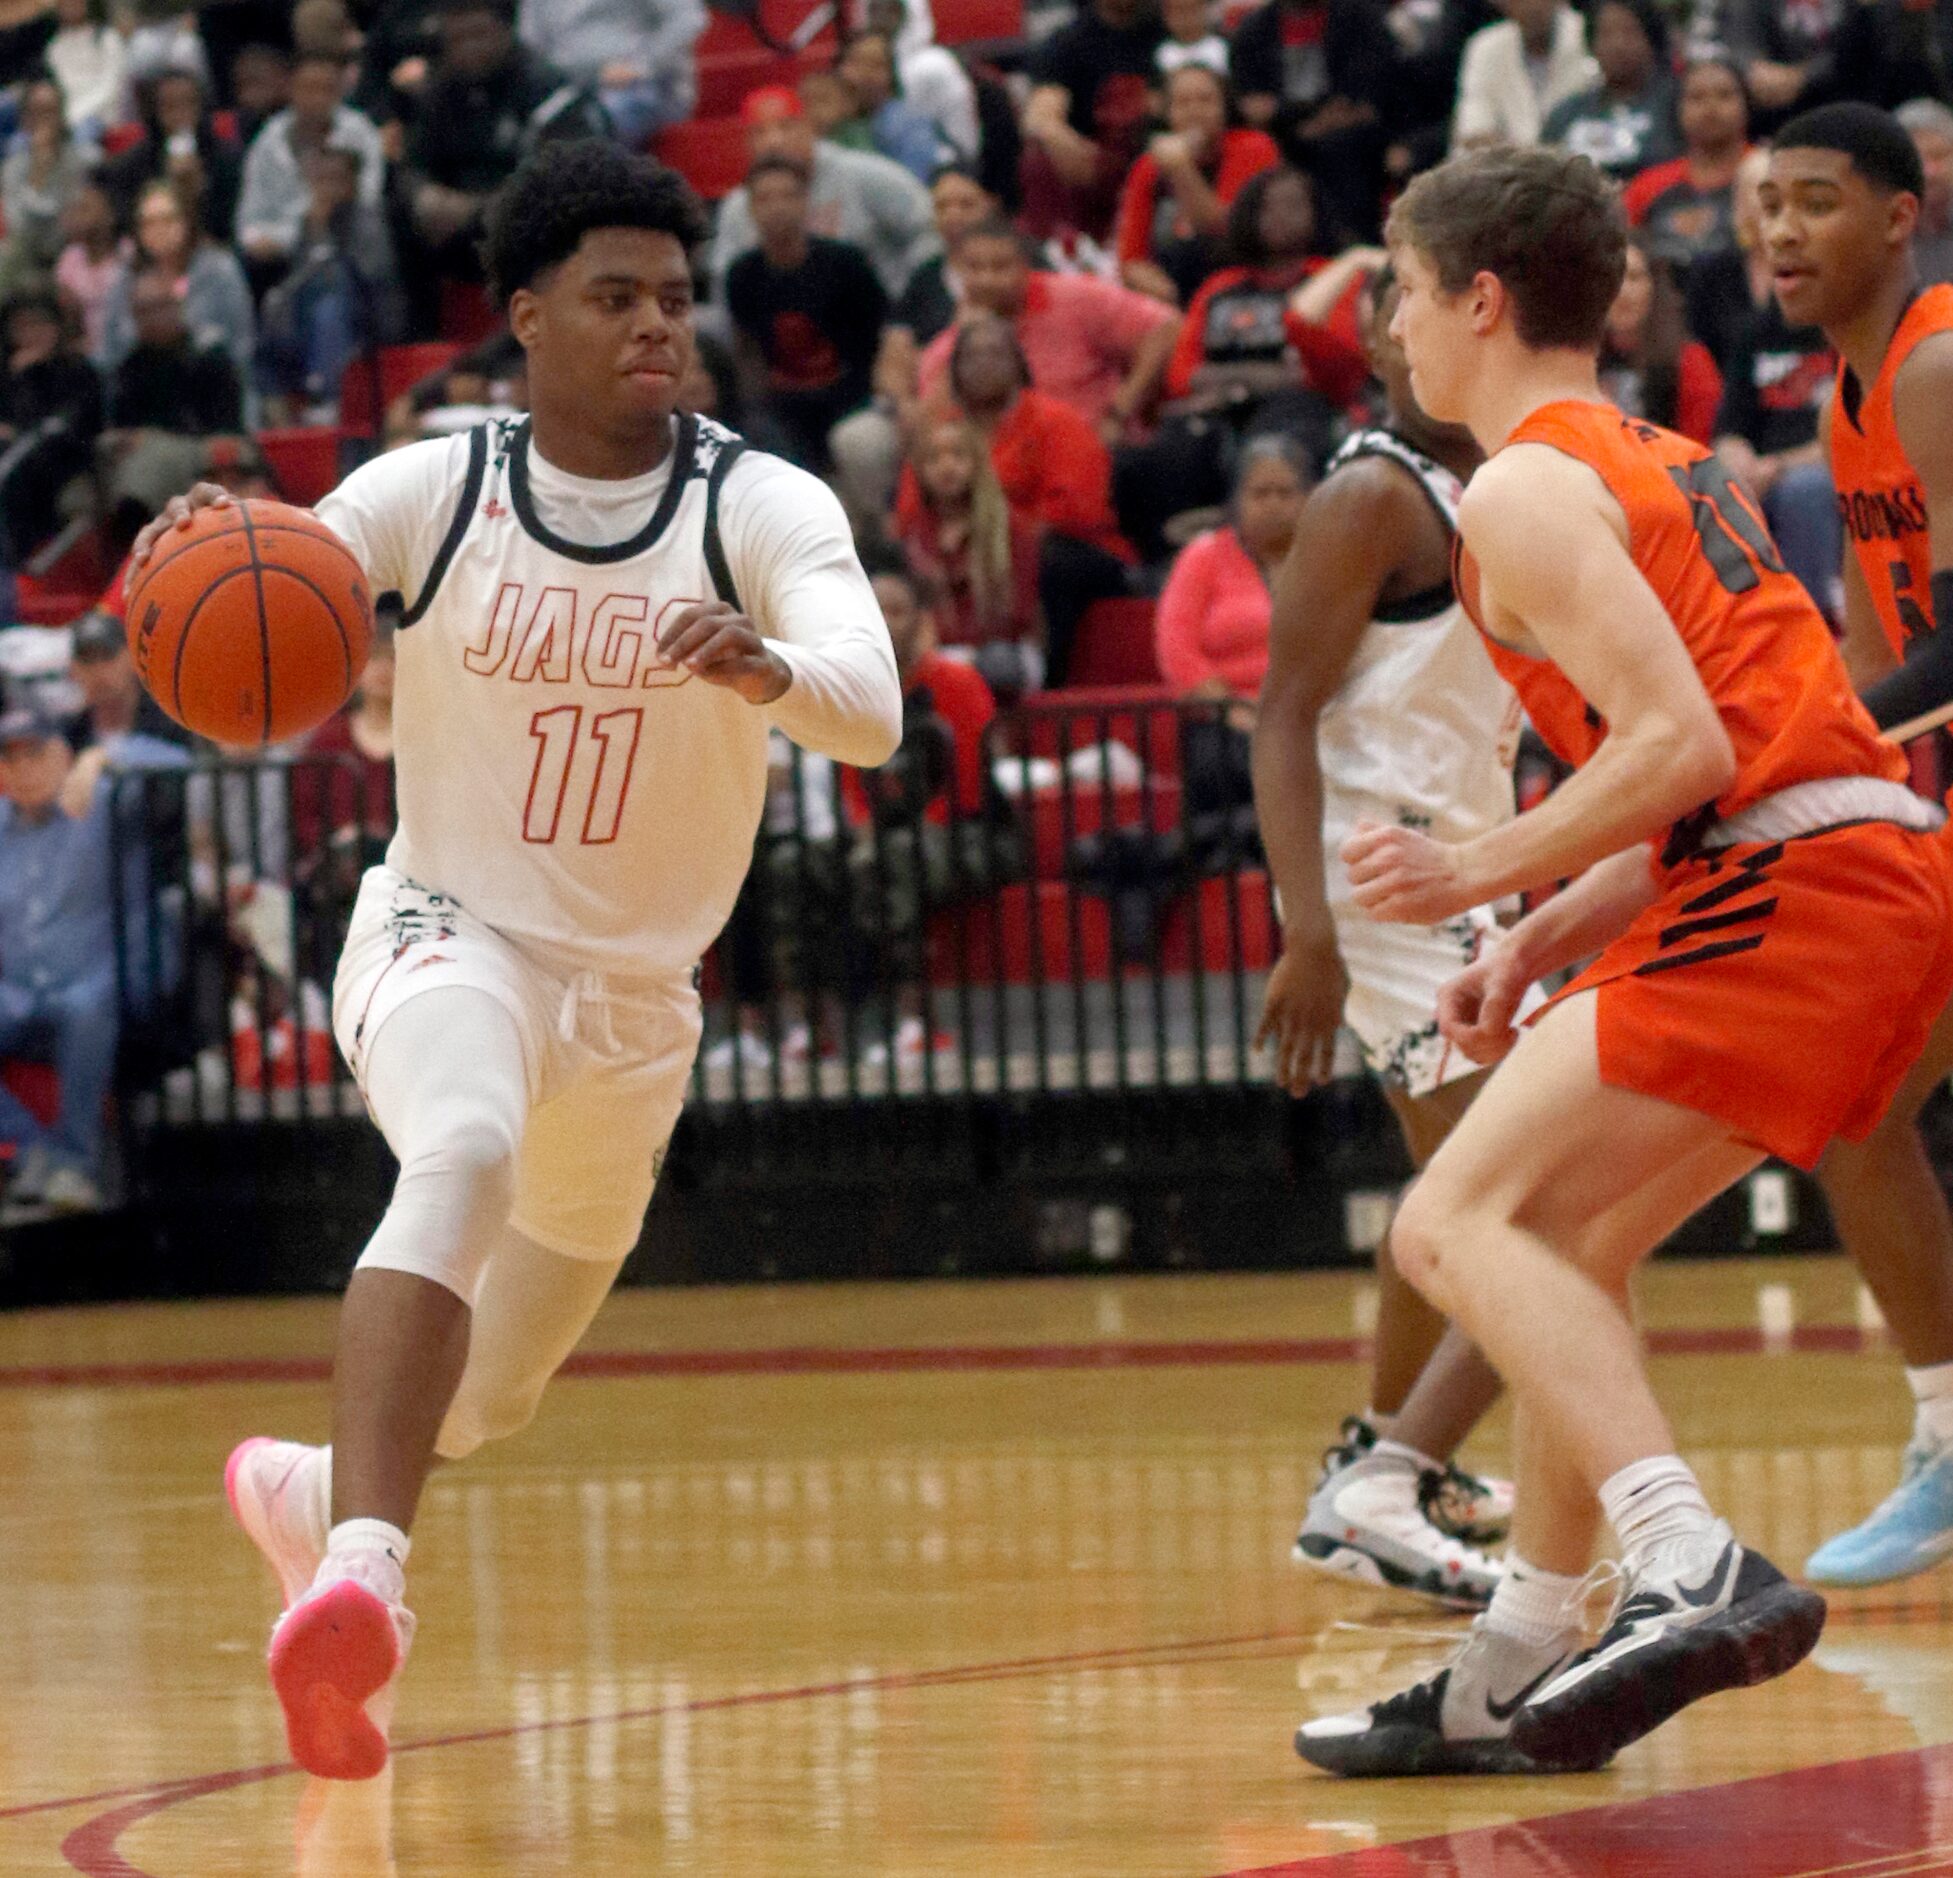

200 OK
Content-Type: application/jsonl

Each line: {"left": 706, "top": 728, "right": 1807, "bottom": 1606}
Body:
{"left": 1599, "top": 1455, "right": 1717, "bottom": 1571}
{"left": 1483, "top": 1552, "right": 1586, "bottom": 1651}
{"left": 314, "top": 1517, "right": 411, "bottom": 1606}
{"left": 1907, "top": 1361, "right": 1953, "bottom": 1446}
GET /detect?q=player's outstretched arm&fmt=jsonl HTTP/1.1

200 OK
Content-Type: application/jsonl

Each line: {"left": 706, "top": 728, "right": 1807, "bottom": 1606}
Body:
{"left": 1860, "top": 336, "right": 1953, "bottom": 740}
{"left": 1251, "top": 459, "right": 1420, "bottom": 1094}
{"left": 1346, "top": 445, "right": 1735, "bottom": 922}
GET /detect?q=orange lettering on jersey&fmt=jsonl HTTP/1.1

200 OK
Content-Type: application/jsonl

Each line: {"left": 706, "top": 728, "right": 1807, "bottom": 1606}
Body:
{"left": 509, "top": 586, "right": 577, "bottom": 684}
{"left": 642, "top": 596, "right": 706, "bottom": 690}
{"left": 463, "top": 580, "right": 523, "bottom": 676}
{"left": 582, "top": 594, "right": 649, "bottom": 688}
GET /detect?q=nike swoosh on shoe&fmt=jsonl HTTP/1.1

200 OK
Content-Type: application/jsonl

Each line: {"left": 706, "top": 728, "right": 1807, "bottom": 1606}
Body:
{"left": 1484, "top": 1655, "right": 1572, "bottom": 1723}
{"left": 1674, "top": 1541, "right": 1738, "bottom": 1608}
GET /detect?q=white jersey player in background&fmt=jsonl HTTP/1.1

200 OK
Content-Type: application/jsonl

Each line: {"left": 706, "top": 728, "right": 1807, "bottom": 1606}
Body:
{"left": 1253, "top": 265, "right": 1529, "bottom": 1612}
{"left": 132, "top": 141, "right": 902, "bottom": 1781}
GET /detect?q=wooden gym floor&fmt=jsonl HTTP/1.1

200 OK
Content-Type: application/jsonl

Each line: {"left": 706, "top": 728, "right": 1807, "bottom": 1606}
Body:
{"left": 3, "top": 1254, "right": 1952, "bottom": 1877}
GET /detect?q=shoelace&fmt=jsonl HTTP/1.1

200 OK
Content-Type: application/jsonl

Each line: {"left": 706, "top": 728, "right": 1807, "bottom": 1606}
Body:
{"left": 1556, "top": 1558, "right": 1627, "bottom": 1633}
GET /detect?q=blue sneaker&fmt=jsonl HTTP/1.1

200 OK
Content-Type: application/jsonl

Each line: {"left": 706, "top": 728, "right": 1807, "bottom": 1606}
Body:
{"left": 1805, "top": 1435, "right": 1953, "bottom": 1587}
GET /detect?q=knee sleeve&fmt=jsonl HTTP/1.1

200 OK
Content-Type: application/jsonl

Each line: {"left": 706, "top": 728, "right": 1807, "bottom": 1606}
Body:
{"left": 355, "top": 990, "right": 529, "bottom": 1303}
{"left": 435, "top": 1224, "right": 625, "bottom": 1459}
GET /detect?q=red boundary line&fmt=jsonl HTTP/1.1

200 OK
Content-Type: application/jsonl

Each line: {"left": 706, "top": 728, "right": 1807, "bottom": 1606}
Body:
{"left": 0, "top": 1322, "right": 1874, "bottom": 1392}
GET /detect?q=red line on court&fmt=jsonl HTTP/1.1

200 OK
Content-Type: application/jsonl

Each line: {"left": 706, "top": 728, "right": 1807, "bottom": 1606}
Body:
{"left": 0, "top": 1321, "right": 1875, "bottom": 1392}
{"left": 1212, "top": 1741, "right": 1953, "bottom": 1876}
{"left": 45, "top": 1629, "right": 1307, "bottom": 1877}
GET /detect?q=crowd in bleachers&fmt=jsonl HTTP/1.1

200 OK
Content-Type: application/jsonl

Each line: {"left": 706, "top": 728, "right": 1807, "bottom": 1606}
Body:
{"left": 1, "top": 0, "right": 1952, "bottom": 1215}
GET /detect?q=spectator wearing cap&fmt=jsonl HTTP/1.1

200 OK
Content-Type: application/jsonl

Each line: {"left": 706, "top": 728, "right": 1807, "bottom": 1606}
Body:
{"left": 396, "top": 0, "right": 610, "bottom": 303}
{"left": 66, "top": 610, "right": 192, "bottom": 753}
{"left": 0, "top": 706, "right": 121, "bottom": 1218}
{"left": 102, "top": 263, "right": 246, "bottom": 549}
{"left": 0, "top": 286, "right": 103, "bottom": 567}
{"left": 517, "top": 0, "right": 705, "bottom": 146}
{"left": 1451, "top": 0, "right": 1597, "bottom": 153}
{"left": 235, "top": 53, "right": 387, "bottom": 275}
{"left": 1543, "top": 0, "right": 1679, "bottom": 182}
{"left": 710, "top": 86, "right": 939, "bottom": 301}
{"left": 1902, "top": 98, "right": 1953, "bottom": 286}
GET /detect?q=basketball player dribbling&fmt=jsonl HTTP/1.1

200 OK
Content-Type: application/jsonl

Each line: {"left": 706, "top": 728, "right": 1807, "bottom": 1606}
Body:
{"left": 1759, "top": 104, "right": 1953, "bottom": 1588}
{"left": 1296, "top": 145, "right": 1953, "bottom": 1778}
{"left": 1256, "top": 265, "right": 1523, "bottom": 1610}
{"left": 131, "top": 142, "right": 902, "bottom": 1780}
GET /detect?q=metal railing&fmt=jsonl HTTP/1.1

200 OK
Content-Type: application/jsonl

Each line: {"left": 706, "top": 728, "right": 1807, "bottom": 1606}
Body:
{"left": 102, "top": 696, "right": 1287, "bottom": 1138}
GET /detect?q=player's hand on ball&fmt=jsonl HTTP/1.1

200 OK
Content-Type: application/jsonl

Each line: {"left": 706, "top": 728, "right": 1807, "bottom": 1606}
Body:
{"left": 1436, "top": 946, "right": 1531, "bottom": 1065}
{"left": 1255, "top": 931, "right": 1349, "bottom": 1096}
{"left": 1341, "top": 822, "right": 1473, "bottom": 923}
{"left": 129, "top": 481, "right": 232, "bottom": 568}
{"left": 658, "top": 601, "right": 791, "bottom": 705}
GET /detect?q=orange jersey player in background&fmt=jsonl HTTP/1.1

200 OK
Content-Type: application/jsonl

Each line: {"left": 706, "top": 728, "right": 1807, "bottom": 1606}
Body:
{"left": 1294, "top": 144, "right": 1953, "bottom": 1782}
{"left": 1762, "top": 102, "right": 1953, "bottom": 1591}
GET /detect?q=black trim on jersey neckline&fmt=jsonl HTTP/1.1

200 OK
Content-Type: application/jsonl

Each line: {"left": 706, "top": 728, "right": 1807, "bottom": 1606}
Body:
{"left": 401, "top": 424, "right": 488, "bottom": 628}
{"left": 1331, "top": 429, "right": 1460, "bottom": 621}
{"left": 505, "top": 411, "right": 696, "bottom": 564}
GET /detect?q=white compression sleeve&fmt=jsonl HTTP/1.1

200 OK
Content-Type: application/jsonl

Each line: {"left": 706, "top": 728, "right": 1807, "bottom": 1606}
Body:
{"left": 435, "top": 1223, "right": 627, "bottom": 1459}
{"left": 355, "top": 987, "right": 529, "bottom": 1304}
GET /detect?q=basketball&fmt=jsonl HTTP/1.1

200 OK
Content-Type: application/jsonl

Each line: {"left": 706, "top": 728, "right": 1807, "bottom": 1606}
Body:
{"left": 125, "top": 499, "right": 374, "bottom": 747}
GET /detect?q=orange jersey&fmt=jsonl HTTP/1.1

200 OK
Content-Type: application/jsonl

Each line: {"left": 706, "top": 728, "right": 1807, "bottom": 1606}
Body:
{"left": 1453, "top": 399, "right": 1906, "bottom": 853}
{"left": 1829, "top": 283, "right": 1953, "bottom": 657}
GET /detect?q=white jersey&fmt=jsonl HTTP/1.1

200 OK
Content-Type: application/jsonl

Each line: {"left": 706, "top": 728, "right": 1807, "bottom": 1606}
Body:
{"left": 1317, "top": 429, "right": 1524, "bottom": 863}
{"left": 316, "top": 413, "right": 900, "bottom": 978}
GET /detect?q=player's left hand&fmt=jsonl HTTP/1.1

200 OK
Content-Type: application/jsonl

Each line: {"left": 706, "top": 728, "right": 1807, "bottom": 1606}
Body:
{"left": 658, "top": 601, "right": 792, "bottom": 706}
{"left": 1341, "top": 822, "right": 1474, "bottom": 923}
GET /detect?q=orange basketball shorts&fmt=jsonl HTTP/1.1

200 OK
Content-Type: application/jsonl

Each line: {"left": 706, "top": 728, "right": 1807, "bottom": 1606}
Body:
{"left": 1539, "top": 821, "right": 1953, "bottom": 1169}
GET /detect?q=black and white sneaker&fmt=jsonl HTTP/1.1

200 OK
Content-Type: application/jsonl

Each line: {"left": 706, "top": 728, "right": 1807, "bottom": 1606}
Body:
{"left": 1422, "top": 1458, "right": 1516, "bottom": 1548}
{"left": 1295, "top": 1447, "right": 1502, "bottom": 1608}
{"left": 1296, "top": 1619, "right": 1603, "bottom": 1777}
{"left": 1511, "top": 1522, "right": 1826, "bottom": 1770}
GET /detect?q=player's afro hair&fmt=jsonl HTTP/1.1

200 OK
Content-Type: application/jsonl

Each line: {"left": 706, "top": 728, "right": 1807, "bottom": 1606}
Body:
{"left": 482, "top": 138, "right": 710, "bottom": 306}
{"left": 1774, "top": 102, "right": 1927, "bottom": 199}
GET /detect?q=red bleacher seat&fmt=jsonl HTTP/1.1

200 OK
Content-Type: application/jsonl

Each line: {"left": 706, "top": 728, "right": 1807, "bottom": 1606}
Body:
{"left": 439, "top": 280, "right": 503, "bottom": 346}
{"left": 653, "top": 116, "right": 752, "bottom": 200}
{"left": 1016, "top": 686, "right": 1180, "bottom": 774}
{"left": 340, "top": 342, "right": 466, "bottom": 435}
{"left": 256, "top": 427, "right": 344, "bottom": 506}
{"left": 932, "top": 0, "right": 1024, "bottom": 42}
{"left": 1, "top": 1061, "right": 59, "bottom": 1135}
{"left": 1158, "top": 869, "right": 1276, "bottom": 974}
{"left": 12, "top": 577, "right": 98, "bottom": 625}
{"left": 1069, "top": 597, "right": 1164, "bottom": 687}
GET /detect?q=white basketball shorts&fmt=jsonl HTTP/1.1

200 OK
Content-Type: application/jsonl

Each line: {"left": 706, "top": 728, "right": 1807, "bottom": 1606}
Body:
{"left": 1332, "top": 900, "right": 1512, "bottom": 1101}
{"left": 331, "top": 866, "right": 703, "bottom": 1260}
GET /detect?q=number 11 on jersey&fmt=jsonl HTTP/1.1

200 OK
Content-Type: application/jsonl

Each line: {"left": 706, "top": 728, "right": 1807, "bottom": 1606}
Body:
{"left": 523, "top": 705, "right": 645, "bottom": 844}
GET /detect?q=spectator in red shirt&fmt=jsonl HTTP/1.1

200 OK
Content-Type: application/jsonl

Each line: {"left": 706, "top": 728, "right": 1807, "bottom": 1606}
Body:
{"left": 915, "top": 219, "right": 1181, "bottom": 440}
{"left": 1597, "top": 230, "right": 1724, "bottom": 445}
{"left": 896, "top": 414, "right": 1045, "bottom": 698}
{"left": 843, "top": 546, "right": 1019, "bottom": 1063}
{"left": 293, "top": 613, "right": 397, "bottom": 902}
{"left": 899, "top": 314, "right": 1134, "bottom": 685}
{"left": 1113, "top": 64, "right": 1280, "bottom": 306}
{"left": 1623, "top": 57, "right": 1753, "bottom": 277}
{"left": 1120, "top": 164, "right": 1364, "bottom": 559}
{"left": 1155, "top": 433, "right": 1307, "bottom": 701}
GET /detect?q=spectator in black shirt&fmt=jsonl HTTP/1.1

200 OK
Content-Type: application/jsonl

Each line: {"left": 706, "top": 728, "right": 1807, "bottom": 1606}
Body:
{"left": 1543, "top": 0, "right": 1679, "bottom": 182}
{"left": 1019, "top": 0, "right": 1164, "bottom": 244}
{"left": 97, "top": 67, "right": 246, "bottom": 243}
{"left": 1228, "top": 0, "right": 1395, "bottom": 238}
{"left": 0, "top": 286, "right": 103, "bottom": 565}
{"left": 103, "top": 265, "right": 245, "bottom": 546}
{"left": 396, "top": 0, "right": 610, "bottom": 300}
{"left": 726, "top": 154, "right": 889, "bottom": 472}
